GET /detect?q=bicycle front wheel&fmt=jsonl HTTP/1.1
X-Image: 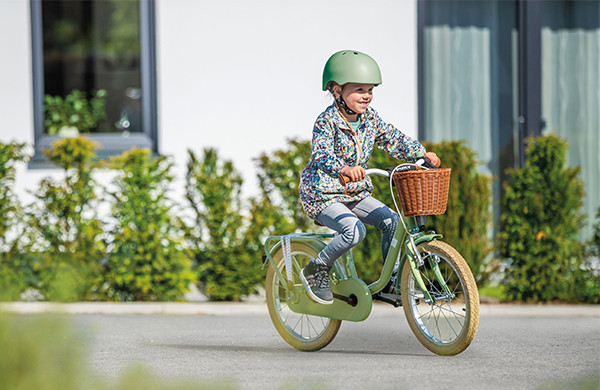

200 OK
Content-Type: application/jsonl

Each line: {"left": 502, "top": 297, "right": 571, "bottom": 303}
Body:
{"left": 400, "top": 240, "right": 479, "bottom": 356}
{"left": 265, "top": 242, "right": 341, "bottom": 351}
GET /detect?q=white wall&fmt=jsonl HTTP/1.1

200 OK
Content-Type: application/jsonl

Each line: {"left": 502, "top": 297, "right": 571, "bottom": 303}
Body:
{"left": 0, "top": 0, "right": 418, "bottom": 201}
{"left": 156, "top": 0, "right": 418, "bottom": 196}
{"left": 0, "top": 0, "right": 56, "bottom": 205}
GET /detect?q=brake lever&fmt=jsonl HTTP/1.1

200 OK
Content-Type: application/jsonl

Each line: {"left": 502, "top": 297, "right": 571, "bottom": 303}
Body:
{"left": 415, "top": 158, "right": 438, "bottom": 169}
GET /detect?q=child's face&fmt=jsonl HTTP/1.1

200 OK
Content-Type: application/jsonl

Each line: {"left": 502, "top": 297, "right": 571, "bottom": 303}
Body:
{"left": 341, "top": 83, "right": 374, "bottom": 115}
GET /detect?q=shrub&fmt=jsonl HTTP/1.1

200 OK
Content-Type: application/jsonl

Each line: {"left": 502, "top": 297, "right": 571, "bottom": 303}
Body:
{"left": 104, "top": 148, "right": 194, "bottom": 301}
{"left": 496, "top": 135, "right": 591, "bottom": 302}
{"left": 25, "top": 137, "right": 105, "bottom": 301}
{"left": 185, "top": 148, "right": 262, "bottom": 301}
{"left": 422, "top": 141, "right": 494, "bottom": 285}
{"left": 350, "top": 142, "right": 492, "bottom": 285}
{"left": 589, "top": 206, "right": 600, "bottom": 259}
{"left": 254, "top": 139, "right": 313, "bottom": 233}
{"left": 0, "top": 142, "right": 30, "bottom": 299}
{"left": 44, "top": 89, "right": 107, "bottom": 135}
{"left": 251, "top": 139, "right": 493, "bottom": 286}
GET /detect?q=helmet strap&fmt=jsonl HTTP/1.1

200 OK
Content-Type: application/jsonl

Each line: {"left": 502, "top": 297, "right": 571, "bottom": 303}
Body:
{"left": 335, "top": 97, "right": 357, "bottom": 116}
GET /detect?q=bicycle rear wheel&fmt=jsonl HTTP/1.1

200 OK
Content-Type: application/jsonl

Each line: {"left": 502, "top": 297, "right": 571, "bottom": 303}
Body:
{"left": 265, "top": 242, "right": 341, "bottom": 351}
{"left": 400, "top": 240, "right": 479, "bottom": 356}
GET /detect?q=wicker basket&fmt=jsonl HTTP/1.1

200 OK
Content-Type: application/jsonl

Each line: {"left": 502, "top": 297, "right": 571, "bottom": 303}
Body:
{"left": 392, "top": 168, "right": 451, "bottom": 217}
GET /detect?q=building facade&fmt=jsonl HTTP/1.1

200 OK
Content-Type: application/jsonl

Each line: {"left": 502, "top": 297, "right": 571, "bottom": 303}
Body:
{"left": 0, "top": 0, "right": 598, "bottom": 238}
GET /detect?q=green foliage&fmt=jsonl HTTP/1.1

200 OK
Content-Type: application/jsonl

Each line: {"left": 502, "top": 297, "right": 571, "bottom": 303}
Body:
{"left": 185, "top": 148, "right": 262, "bottom": 301}
{"left": 351, "top": 142, "right": 493, "bottom": 285}
{"left": 254, "top": 139, "right": 313, "bottom": 233}
{"left": 589, "top": 206, "right": 600, "bottom": 258}
{"left": 44, "top": 89, "right": 107, "bottom": 135}
{"left": 0, "top": 142, "right": 30, "bottom": 299}
{"left": 496, "top": 135, "right": 594, "bottom": 303}
{"left": 25, "top": 137, "right": 105, "bottom": 301}
{"left": 251, "top": 139, "right": 494, "bottom": 286}
{"left": 104, "top": 148, "right": 195, "bottom": 301}
{"left": 252, "top": 139, "right": 388, "bottom": 284}
{"left": 422, "top": 141, "right": 494, "bottom": 285}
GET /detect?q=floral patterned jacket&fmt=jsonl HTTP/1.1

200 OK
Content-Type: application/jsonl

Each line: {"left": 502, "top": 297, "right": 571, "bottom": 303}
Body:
{"left": 299, "top": 104, "right": 425, "bottom": 219}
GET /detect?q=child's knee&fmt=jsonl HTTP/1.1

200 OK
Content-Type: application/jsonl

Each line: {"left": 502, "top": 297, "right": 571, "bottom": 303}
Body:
{"left": 380, "top": 212, "right": 399, "bottom": 233}
{"left": 342, "top": 220, "right": 366, "bottom": 246}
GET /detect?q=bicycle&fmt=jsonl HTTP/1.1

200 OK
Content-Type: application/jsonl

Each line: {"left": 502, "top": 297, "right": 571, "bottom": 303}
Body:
{"left": 261, "top": 156, "right": 480, "bottom": 356}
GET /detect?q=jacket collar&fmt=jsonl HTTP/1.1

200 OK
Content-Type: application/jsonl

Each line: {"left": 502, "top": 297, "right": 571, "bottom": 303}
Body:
{"left": 326, "top": 103, "right": 375, "bottom": 131}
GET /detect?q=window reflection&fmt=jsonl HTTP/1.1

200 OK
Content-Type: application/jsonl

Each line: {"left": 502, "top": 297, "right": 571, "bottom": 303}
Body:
{"left": 42, "top": 0, "right": 142, "bottom": 134}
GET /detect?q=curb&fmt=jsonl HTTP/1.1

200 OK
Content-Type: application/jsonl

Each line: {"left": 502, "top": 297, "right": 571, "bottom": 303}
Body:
{"left": 1, "top": 301, "right": 599, "bottom": 317}
{"left": 0, "top": 302, "right": 269, "bottom": 316}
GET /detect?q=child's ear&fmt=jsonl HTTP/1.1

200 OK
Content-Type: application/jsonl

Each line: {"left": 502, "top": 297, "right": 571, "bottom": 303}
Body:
{"left": 332, "top": 84, "right": 342, "bottom": 99}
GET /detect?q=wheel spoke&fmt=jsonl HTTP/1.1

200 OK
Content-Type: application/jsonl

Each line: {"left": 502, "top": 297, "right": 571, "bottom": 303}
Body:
{"left": 266, "top": 246, "right": 340, "bottom": 349}
{"left": 402, "top": 242, "right": 478, "bottom": 352}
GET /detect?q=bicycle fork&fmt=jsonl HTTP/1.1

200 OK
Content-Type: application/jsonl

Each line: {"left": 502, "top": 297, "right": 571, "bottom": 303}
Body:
{"left": 404, "top": 235, "right": 454, "bottom": 304}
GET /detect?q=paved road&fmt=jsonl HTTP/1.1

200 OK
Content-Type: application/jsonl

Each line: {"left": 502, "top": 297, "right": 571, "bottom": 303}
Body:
{"left": 35, "top": 303, "right": 597, "bottom": 390}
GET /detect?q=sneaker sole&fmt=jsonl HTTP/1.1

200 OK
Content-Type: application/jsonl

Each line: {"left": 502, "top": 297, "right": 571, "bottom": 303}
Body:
{"left": 299, "top": 269, "right": 333, "bottom": 305}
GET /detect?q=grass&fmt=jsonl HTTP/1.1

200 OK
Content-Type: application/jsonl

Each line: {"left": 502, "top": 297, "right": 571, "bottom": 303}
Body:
{"left": 478, "top": 284, "right": 506, "bottom": 302}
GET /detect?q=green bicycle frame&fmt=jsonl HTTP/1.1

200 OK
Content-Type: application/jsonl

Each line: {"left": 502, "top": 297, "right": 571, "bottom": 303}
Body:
{"left": 368, "top": 216, "right": 442, "bottom": 303}
{"left": 262, "top": 216, "right": 450, "bottom": 321}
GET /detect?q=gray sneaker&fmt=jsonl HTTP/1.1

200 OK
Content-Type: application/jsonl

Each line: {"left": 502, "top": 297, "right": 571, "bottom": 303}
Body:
{"left": 300, "top": 262, "right": 333, "bottom": 305}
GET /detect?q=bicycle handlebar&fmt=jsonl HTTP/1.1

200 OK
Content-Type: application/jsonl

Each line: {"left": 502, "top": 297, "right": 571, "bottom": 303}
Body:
{"left": 340, "top": 157, "right": 438, "bottom": 184}
{"left": 365, "top": 168, "right": 390, "bottom": 178}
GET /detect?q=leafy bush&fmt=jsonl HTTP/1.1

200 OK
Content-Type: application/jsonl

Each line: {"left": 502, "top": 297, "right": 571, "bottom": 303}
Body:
{"left": 25, "top": 137, "right": 105, "bottom": 301}
{"left": 44, "top": 89, "right": 107, "bottom": 135}
{"left": 589, "top": 206, "right": 600, "bottom": 259}
{"left": 252, "top": 139, "right": 493, "bottom": 286}
{"left": 0, "top": 142, "right": 30, "bottom": 299}
{"left": 185, "top": 148, "right": 263, "bottom": 301}
{"left": 103, "top": 148, "right": 194, "bottom": 301}
{"left": 422, "top": 141, "right": 493, "bottom": 285}
{"left": 496, "top": 135, "right": 594, "bottom": 302}
{"left": 350, "top": 142, "right": 492, "bottom": 285}
{"left": 254, "top": 139, "right": 313, "bottom": 233}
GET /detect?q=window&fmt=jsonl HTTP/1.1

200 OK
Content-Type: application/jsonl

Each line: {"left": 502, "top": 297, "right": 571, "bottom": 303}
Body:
{"left": 31, "top": 0, "right": 157, "bottom": 161}
{"left": 418, "top": 0, "right": 519, "bottom": 233}
{"left": 540, "top": 0, "right": 600, "bottom": 239}
{"left": 419, "top": 0, "right": 599, "bottom": 239}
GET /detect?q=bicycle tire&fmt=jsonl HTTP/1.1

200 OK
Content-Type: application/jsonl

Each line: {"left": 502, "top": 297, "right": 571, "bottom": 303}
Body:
{"left": 265, "top": 242, "right": 341, "bottom": 351}
{"left": 400, "top": 240, "right": 479, "bottom": 356}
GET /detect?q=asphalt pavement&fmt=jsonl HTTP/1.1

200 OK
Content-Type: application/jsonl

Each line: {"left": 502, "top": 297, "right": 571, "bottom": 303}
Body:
{"left": 2, "top": 301, "right": 599, "bottom": 390}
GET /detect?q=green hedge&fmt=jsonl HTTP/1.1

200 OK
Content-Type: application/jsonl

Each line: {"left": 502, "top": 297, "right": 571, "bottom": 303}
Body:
{"left": 422, "top": 141, "right": 494, "bottom": 286}
{"left": 103, "top": 148, "right": 194, "bottom": 301}
{"left": 497, "top": 135, "right": 598, "bottom": 303}
{"left": 0, "top": 136, "right": 597, "bottom": 302}
{"left": 184, "top": 148, "right": 263, "bottom": 301}
{"left": 0, "top": 142, "right": 29, "bottom": 300}
{"left": 24, "top": 137, "right": 105, "bottom": 301}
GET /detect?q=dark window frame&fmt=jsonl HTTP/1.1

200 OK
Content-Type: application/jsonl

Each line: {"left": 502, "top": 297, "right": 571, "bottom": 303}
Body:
{"left": 30, "top": 0, "right": 158, "bottom": 164}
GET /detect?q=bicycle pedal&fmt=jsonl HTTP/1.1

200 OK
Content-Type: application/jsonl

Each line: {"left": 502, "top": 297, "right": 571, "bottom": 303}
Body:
{"left": 372, "top": 293, "right": 402, "bottom": 307}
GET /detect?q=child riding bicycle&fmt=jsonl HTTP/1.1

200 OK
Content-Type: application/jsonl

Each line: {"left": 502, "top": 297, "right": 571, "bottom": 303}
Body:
{"left": 299, "top": 50, "right": 440, "bottom": 305}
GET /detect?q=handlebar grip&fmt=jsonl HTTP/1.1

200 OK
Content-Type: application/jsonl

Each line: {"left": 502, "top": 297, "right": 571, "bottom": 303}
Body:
{"left": 416, "top": 157, "right": 439, "bottom": 169}
{"left": 339, "top": 175, "right": 351, "bottom": 185}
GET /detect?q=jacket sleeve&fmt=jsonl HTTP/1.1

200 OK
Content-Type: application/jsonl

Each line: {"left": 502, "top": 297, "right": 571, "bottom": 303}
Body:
{"left": 372, "top": 109, "right": 425, "bottom": 161}
{"left": 310, "top": 118, "right": 345, "bottom": 177}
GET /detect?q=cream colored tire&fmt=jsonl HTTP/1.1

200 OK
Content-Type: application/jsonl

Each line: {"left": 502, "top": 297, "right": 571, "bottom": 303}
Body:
{"left": 400, "top": 240, "right": 479, "bottom": 356}
{"left": 265, "top": 242, "right": 341, "bottom": 351}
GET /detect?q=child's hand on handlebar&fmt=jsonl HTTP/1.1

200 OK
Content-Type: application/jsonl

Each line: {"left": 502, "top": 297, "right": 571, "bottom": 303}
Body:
{"left": 425, "top": 152, "right": 441, "bottom": 167}
{"left": 340, "top": 165, "right": 366, "bottom": 183}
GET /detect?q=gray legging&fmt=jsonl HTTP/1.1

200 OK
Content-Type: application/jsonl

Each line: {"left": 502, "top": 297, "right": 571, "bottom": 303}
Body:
{"left": 312, "top": 196, "right": 399, "bottom": 269}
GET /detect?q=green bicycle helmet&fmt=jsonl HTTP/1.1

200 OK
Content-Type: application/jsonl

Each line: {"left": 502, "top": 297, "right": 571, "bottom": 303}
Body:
{"left": 322, "top": 50, "right": 382, "bottom": 91}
